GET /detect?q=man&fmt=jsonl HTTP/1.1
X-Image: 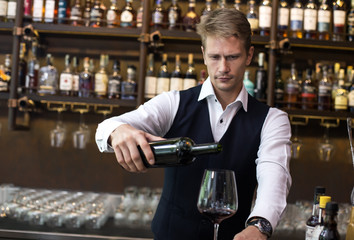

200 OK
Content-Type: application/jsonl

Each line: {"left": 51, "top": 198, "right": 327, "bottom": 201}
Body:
{"left": 96, "top": 8, "right": 292, "bottom": 240}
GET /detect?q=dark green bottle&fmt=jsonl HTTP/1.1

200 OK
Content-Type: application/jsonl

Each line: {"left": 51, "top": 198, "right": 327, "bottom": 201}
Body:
{"left": 319, "top": 202, "right": 340, "bottom": 240}
{"left": 138, "top": 137, "right": 222, "bottom": 168}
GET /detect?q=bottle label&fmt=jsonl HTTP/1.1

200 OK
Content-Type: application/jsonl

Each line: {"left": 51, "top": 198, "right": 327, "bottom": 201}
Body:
{"left": 170, "top": 77, "right": 183, "bottom": 91}
{"left": 153, "top": 11, "right": 164, "bottom": 24}
{"left": 290, "top": 8, "right": 303, "bottom": 30}
{"left": 335, "top": 95, "right": 348, "bottom": 110}
{"left": 145, "top": 76, "right": 157, "bottom": 98}
{"left": 121, "top": 81, "right": 136, "bottom": 99}
{"left": 305, "top": 225, "right": 315, "bottom": 240}
{"left": 348, "top": 91, "right": 354, "bottom": 107}
{"left": 58, "top": 0, "right": 68, "bottom": 18}
{"left": 59, "top": 73, "right": 73, "bottom": 91}
{"left": 70, "top": 8, "right": 83, "bottom": 20}
{"left": 72, "top": 74, "right": 79, "bottom": 91}
{"left": 247, "top": 18, "right": 259, "bottom": 30}
{"left": 95, "top": 73, "right": 108, "bottom": 94}
{"left": 259, "top": 6, "right": 272, "bottom": 28}
{"left": 137, "top": 10, "right": 143, "bottom": 27}
{"left": 333, "top": 10, "right": 346, "bottom": 26}
{"left": 108, "top": 79, "right": 121, "bottom": 95}
{"left": 6, "top": 1, "right": 17, "bottom": 18}
{"left": 44, "top": 0, "right": 56, "bottom": 22}
{"left": 0, "top": 0, "right": 7, "bottom": 16}
{"left": 91, "top": 9, "right": 103, "bottom": 21}
{"left": 318, "top": 85, "right": 332, "bottom": 96}
{"left": 24, "top": 0, "right": 31, "bottom": 16}
{"left": 107, "top": 10, "right": 118, "bottom": 24}
{"left": 183, "top": 78, "right": 197, "bottom": 90}
{"left": 286, "top": 82, "right": 299, "bottom": 94}
{"left": 121, "top": 11, "right": 133, "bottom": 26}
{"left": 278, "top": 8, "right": 289, "bottom": 27}
{"left": 32, "top": 0, "right": 44, "bottom": 20}
{"left": 156, "top": 77, "right": 170, "bottom": 94}
{"left": 168, "top": 9, "right": 178, "bottom": 26}
{"left": 0, "top": 80, "right": 8, "bottom": 92}
{"left": 304, "top": 9, "right": 317, "bottom": 31}
{"left": 311, "top": 225, "right": 323, "bottom": 240}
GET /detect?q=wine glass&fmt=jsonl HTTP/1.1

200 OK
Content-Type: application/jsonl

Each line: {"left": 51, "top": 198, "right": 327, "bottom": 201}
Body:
{"left": 291, "top": 124, "right": 303, "bottom": 159}
{"left": 50, "top": 109, "right": 66, "bottom": 148}
{"left": 73, "top": 111, "right": 90, "bottom": 149}
{"left": 197, "top": 169, "right": 238, "bottom": 240}
{"left": 317, "top": 120, "right": 337, "bottom": 162}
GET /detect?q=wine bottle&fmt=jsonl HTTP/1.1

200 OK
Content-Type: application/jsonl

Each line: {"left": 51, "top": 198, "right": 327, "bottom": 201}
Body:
{"left": 246, "top": 0, "right": 259, "bottom": 35}
{"left": 59, "top": 54, "right": 73, "bottom": 96}
{"left": 170, "top": 54, "right": 183, "bottom": 91}
{"left": 318, "top": 65, "right": 332, "bottom": 111}
{"left": 156, "top": 53, "right": 170, "bottom": 94}
{"left": 332, "top": 0, "right": 346, "bottom": 42}
{"left": 303, "top": 0, "right": 318, "bottom": 40}
{"left": 254, "top": 52, "right": 267, "bottom": 101}
{"left": 108, "top": 59, "right": 122, "bottom": 99}
{"left": 301, "top": 68, "right": 317, "bottom": 110}
{"left": 274, "top": 62, "right": 284, "bottom": 108}
{"left": 168, "top": 0, "right": 182, "bottom": 30}
{"left": 152, "top": 0, "right": 167, "bottom": 30}
{"left": 284, "top": 63, "right": 300, "bottom": 109}
{"left": 317, "top": 0, "right": 331, "bottom": 40}
{"left": 182, "top": 0, "right": 199, "bottom": 32}
{"left": 289, "top": 0, "right": 304, "bottom": 39}
{"left": 305, "top": 186, "right": 326, "bottom": 240}
{"left": 243, "top": 69, "right": 254, "bottom": 97}
{"left": 312, "top": 195, "right": 332, "bottom": 239}
{"left": 278, "top": 0, "right": 289, "bottom": 38}
{"left": 183, "top": 53, "right": 197, "bottom": 90}
{"left": 138, "top": 137, "right": 222, "bottom": 168}
{"left": 258, "top": 0, "right": 272, "bottom": 36}
{"left": 319, "top": 202, "right": 340, "bottom": 240}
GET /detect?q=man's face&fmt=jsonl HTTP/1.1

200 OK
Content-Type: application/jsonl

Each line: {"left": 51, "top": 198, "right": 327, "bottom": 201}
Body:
{"left": 202, "top": 36, "right": 254, "bottom": 102}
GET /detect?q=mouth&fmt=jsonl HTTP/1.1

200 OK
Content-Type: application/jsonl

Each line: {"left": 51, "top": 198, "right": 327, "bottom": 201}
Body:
{"left": 216, "top": 76, "right": 232, "bottom": 82}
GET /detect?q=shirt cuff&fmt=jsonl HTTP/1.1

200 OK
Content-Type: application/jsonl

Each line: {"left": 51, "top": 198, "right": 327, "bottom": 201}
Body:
{"left": 95, "top": 121, "right": 126, "bottom": 152}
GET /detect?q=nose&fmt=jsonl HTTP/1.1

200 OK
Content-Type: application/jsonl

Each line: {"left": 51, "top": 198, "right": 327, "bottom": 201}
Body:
{"left": 219, "top": 57, "right": 230, "bottom": 74}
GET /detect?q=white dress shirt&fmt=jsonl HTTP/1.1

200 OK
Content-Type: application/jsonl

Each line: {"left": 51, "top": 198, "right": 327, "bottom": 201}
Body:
{"left": 95, "top": 77, "right": 292, "bottom": 230}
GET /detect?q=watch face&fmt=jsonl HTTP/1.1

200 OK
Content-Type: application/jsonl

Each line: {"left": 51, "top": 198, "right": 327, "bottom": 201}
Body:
{"left": 259, "top": 220, "right": 272, "bottom": 235}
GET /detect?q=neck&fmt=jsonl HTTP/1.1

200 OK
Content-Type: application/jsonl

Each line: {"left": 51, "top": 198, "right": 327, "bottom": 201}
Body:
{"left": 214, "top": 86, "right": 241, "bottom": 110}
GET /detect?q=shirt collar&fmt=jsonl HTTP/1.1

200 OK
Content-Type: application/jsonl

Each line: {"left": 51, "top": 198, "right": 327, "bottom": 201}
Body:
{"left": 198, "top": 77, "right": 249, "bottom": 112}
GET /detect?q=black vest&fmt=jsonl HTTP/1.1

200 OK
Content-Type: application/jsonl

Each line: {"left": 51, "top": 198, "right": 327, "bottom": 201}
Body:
{"left": 151, "top": 85, "right": 270, "bottom": 240}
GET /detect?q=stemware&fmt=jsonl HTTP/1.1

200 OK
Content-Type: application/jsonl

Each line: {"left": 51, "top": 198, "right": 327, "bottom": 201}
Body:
{"left": 50, "top": 109, "right": 66, "bottom": 148}
{"left": 197, "top": 169, "right": 238, "bottom": 240}
{"left": 289, "top": 116, "right": 308, "bottom": 159}
{"left": 317, "top": 120, "right": 338, "bottom": 162}
{"left": 73, "top": 110, "right": 90, "bottom": 149}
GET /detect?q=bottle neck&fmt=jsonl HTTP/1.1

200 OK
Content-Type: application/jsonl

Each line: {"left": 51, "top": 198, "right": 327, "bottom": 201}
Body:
{"left": 190, "top": 143, "right": 222, "bottom": 155}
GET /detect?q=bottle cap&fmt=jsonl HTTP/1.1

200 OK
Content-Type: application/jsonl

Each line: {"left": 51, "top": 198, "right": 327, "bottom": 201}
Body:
{"left": 325, "top": 202, "right": 339, "bottom": 215}
{"left": 314, "top": 186, "right": 326, "bottom": 204}
{"left": 319, "top": 196, "right": 332, "bottom": 209}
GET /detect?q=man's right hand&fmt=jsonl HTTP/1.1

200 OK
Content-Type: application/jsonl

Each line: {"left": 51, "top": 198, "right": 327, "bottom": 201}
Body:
{"left": 109, "top": 124, "right": 165, "bottom": 173}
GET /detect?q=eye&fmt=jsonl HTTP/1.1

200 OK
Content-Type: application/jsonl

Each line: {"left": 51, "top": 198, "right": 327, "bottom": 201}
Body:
{"left": 209, "top": 55, "right": 220, "bottom": 60}
{"left": 227, "top": 55, "right": 239, "bottom": 61}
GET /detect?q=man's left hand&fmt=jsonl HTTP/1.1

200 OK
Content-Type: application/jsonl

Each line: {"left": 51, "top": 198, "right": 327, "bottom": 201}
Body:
{"left": 233, "top": 226, "right": 267, "bottom": 240}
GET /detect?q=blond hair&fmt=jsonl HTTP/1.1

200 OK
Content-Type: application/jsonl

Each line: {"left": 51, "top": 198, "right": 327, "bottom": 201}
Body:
{"left": 196, "top": 8, "right": 252, "bottom": 51}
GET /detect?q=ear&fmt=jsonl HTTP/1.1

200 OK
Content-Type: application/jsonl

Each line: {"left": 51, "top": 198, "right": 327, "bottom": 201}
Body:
{"left": 201, "top": 46, "right": 207, "bottom": 65}
{"left": 246, "top": 46, "right": 254, "bottom": 66}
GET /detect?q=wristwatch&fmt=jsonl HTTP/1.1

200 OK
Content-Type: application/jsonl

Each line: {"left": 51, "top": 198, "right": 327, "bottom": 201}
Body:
{"left": 246, "top": 217, "right": 273, "bottom": 238}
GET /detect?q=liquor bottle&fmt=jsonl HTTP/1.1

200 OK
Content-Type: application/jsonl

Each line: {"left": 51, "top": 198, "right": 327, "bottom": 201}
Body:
{"left": 168, "top": 0, "right": 182, "bottom": 30}
{"left": 95, "top": 54, "right": 109, "bottom": 98}
{"left": 59, "top": 54, "right": 73, "bottom": 96}
{"left": 334, "top": 69, "right": 348, "bottom": 112}
{"left": 289, "top": 0, "right": 304, "bottom": 38}
{"left": 0, "top": 0, "right": 7, "bottom": 21}
{"left": 26, "top": 41, "right": 40, "bottom": 94}
{"left": 318, "top": 65, "right": 332, "bottom": 111}
{"left": 258, "top": 0, "right": 272, "bottom": 36}
{"left": 182, "top": 0, "right": 199, "bottom": 32}
{"left": 0, "top": 64, "right": 8, "bottom": 92}
{"left": 348, "top": 0, "right": 354, "bottom": 41}
{"left": 319, "top": 202, "right": 340, "bottom": 240}
{"left": 145, "top": 53, "right": 157, "bottom": 98}
{"left": 90, "top": 0, "right": 105, "bottom": 27}
{"left": 121, "top": 65, "right": 137, "bottom": 99}
{"left": 70, "top": 0, "right": 83, "bottom": 26}
{"left": 83, "top": 0, "right": 92, "bottom": 27}
{"left": 18, "top": 43, "right": 27, "bottom": 94}
{"left": 234, "top": 0, "right": 242, "bottom": 12}
{"left": 332, "top": 0, "right": 347, "bottom": 41}
{"left": 152, "top": 0, "right": 167, "bottom": 30}
{"left": 346, "top": 188, "right": 354, "bottom": 240}
{"left": 138, "top": 137, "right": 222, "bottom": 168}
{"left": 78, "top": 57, "right": 93, "bottom": 98}
{"left": 136, "top": 0, "right": 143, "bottom": 27}
{"left": 243, "top": 69, "right": 254, "bottom": 97}
{"left": 1, "top": 54, "right": 11, "bottom": 92}
{"left": 305, "top": 186, "right": 326, "bottom": 240}
{"left": 274, "top": 62, "right": 284, "bottom": 108}
{"left": 303, "top": 0, "right": 318, "bottom": 40}
{"left": 246, "top": 0, "right": 259, "bottom": 35}
{"left": 284, "top": 63, "right": 300, "bottom": 109}
{"left": 44, "top": 0, "right": 57, "bottom": 23}
{"left": 107, "top": 59, "right": 122, "bottom": 99}
{"left": 254, "top": 52, "right": 267, "bottom": 101}
{"left": 278, "top": 0, "right": 289, "bottom": 38}
{"left": 301, "top": 68, "right": 317, "bottom": 110}
{"left": 312, "top": 195, "right": 332, "bottom": 239}
{"left": 38, "top": 54, "right": 58, "bottom": 95}
{"left": 120, "top": 0, "right": 136, "bottom": 28}
{"left": 331, "top": 63, "right": 341, "bottom": 101}
{"left": 217, "top": 0, "right": 227, "bottom": 9}
{"left": 156, "top": 53, "right": 170, "bottom": 94}
{"left": 317, "top": 0, "right": 331, "bottom": 40}
{"left": 58, "top": 0, "right": 70, "bottom": 24}
{"left": 32, "top": 0, "right": 45, "bottom": 22}
{"left": 201, "top": 0, "right": 213, "bottom": 20}
{"left": 23, "top": 0, "right": 32, "bottom": 22}
{"left": 170, "top": 54, "right": 183, "bottom": 91}
{"left": 71, "top": 56, "right": 79, "bottom": 96}
{"left": 199, "top": 69, "right": 206, "bottom": 85}
{"left": 106, "top": 0, "right": 120, "bottom": 28}
{"left": 6, "top": 0, "right": 16, "bottom": 22}
{"left": 183, "top": 53, "right": 197, "bottom": 90}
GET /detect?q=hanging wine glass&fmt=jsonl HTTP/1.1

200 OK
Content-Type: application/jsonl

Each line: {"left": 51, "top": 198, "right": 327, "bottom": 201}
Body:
{"left": 317, "top": 119, "right": 338, "bottom": 162}
{"left": 73, "top": 109, "right": 90, "bottom": 149}
{"left": 50, "top": 108, "right": 66, "bottom": 148}
{"left": 290, "top": 116, "right": 308, "bottom": 159}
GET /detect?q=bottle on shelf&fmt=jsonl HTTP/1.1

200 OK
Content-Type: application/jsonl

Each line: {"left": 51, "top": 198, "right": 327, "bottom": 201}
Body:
{"left": 156, "top": 53, "right": 170, "bottom": 95}
{"left": 170, "top": 54, "right": 183, "bottom": 91}
{"left": 201, "top": 0, "right": 213, "bottom": 21}
{"left": 78, "top": 57, "right": 93, "bottom": 98}
{"left": 348, "top": 67, "right": 354, "bottom": 112}
{"left": 121, "top": 65, "right": 137, "bottom": 100}
{"left": 120, "top": 0, "right": 136, "bottom": 28}
{"left": 234, "top": 0, "right": 243, "bottom": 12}
{"left": 319, "top": 202, "right": 340, "bottom": 240}
{"left": 278, "top": 0, "right": 290, "bottom": 38}
{"left": 26, "top": 41, "right": 40, "bottom": 94}
{"left": 59, "top": 54, "right": 73, "bottom": 96}
{"left": 246, "top": 0, "right": 259, "bottom": 35}
{"left": 254, "top": 52, "right": 267, "bottom": 101}
{"left": 182, "top": 0, "right": 200, "bottom": 32}
{"left": 38, "top": 54, "right": 58, "bottom": 95}
{"left": 32, "top": 0, "right": 45, "bottom": 22}
{"left": 6, "top": 0, "right": 16, "bottom": 22}
{"left": 183, "top": 53, "right": 197, "bottom": 90}
{"left": 0, "top": 0, "right": 7, "bottom": 22}
{"left": 18, "top": 43, "right": 27, "bottom": 94}
{"left": 106, "top": 0, "right": 120, "bottom": 28}
{"left": 44, "top": 0, "right": 57, "bottom": 23}
{"left": 71, "top": 56, "right": 79, "bottom": 96}
{"left": 331, "top": 62, "right": 341, "bottom": 101}
{"left": 145, "top": 53, "right": 157, "bottom": 98}
{"left": 305, "top": 186, "right": 326, "bottom": 240}
{"left": 284, "top": 63, "right": 300, "bottom": 109}
{"left": 152, "top": 0, "right": 167, "bottom": 30}
{"left": 168, "top": 0, "right": 182, "bottom": 30}
{"left": 312, "top": 195, "right": 332, "bottom": 239}
{"left": 90, "top": 0, "right": 105, "bottom": 27}
{"left": 58, "top": 0, "right": 70, "bottom": 24}
{"left": 258, "top": 0, "right": 272, "bottom": 36}
{"left": 136, "top": 0, "right": 143, "bottom": 28}
{"left": 0, "top": 54, "right": 11, "bottom": 93}
{"left": 70, "top": 0, "right": 83, "bottom": 26}
{"left": 334, "top": 69, "right": 348, "bottom": 112}
{"left": 83, "top": 0, "right": 92, "bottom": 27}
{"left": 303, "top": 0, "right": 318, "bottom": 40}
{"left": 217, "top": 0, "right": 227, "bottom": 9}
{"left": 301, "top": 68, "right": 317, "bottom": 110}
{"left": 317, "top": 0, "right": 331, "bottom": 40}
{"left": 108, "top": 59, "right": 122, "bottom": 99}
{"left": 332, "top": 0, "right": 347, "bottom": 41}
{"left": 348, "top": 0, "right": 354, "bottom": 41}
{"left": 138, "top": 137, "right": 222, "bottom": 168}
{"left": 243, "top": 69, "right": 254, "bottom": 97}
{"left": 318, "top": 65, "right": 332, "bottom": 111}
{"left": 23, "top": 0, "right": 32, "bottom": 22}
{"left": 95, "top": 54, "right": 109, "bottom": 98}
{"left": 289, "top": 0, "right": 304, "bottom": 39}
{"left": 199, "top": 69, "right": 206, "bottom": 85}
{"left": 274, "top": 62, "right": 284, "bottom": 108}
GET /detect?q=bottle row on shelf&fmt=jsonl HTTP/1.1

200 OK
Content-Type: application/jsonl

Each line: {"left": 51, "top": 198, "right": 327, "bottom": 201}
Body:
{"left": 0, "top": 0, "right": 353, "bottom": 41}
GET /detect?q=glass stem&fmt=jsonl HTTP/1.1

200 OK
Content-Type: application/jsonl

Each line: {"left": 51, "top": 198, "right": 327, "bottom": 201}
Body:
{"left": 213, "top": 223, "right": 219, "bottom": 240}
